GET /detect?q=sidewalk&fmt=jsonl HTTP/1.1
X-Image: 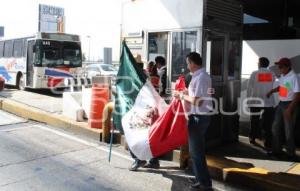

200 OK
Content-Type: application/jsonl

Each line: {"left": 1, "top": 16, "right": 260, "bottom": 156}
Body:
{"left": 0, "top": 89, "right": 300, "bottom": 191}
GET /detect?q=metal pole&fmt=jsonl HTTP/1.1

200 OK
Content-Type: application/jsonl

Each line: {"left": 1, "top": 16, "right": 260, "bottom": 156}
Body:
{"left": 108, "top": 125, "right": 114, "bottom": 162}
{"left": 87, "top": 35, "right": 91, "bottom": 61}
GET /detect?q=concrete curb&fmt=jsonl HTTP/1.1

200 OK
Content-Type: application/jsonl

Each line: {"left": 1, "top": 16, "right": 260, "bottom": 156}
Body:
{"left": 120, "top": 135, "right": 300, "bottom": 191}
{"left": 206, "top": 156, "right": 300, "bottom": 191}
{"left": 0, "top": 99, "right": 101, "bottom": 140}
{"left": 0, "top": 98, "right": 299, "bottom": 191}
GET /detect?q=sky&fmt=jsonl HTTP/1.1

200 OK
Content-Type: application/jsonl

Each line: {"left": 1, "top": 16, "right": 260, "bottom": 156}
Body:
{"left": 0, "top": 0, "right": 122, "bottom": 61}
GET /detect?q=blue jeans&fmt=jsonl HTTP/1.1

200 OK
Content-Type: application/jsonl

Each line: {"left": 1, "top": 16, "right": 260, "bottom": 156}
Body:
{"left": 272, "top": 102, "right": 299, "bottom": 156}
{"left": 188, "top": 115, "right": 212, "bottom": 187}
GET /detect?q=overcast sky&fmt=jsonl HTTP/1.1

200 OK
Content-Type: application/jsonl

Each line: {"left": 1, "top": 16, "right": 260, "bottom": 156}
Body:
{"left": 0, "top": 0, "right": 122, "bottom": 61}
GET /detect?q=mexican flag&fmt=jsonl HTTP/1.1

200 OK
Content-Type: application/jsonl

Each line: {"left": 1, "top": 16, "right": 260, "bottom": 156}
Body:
{"left": 113, "top": 42, "right": 188, "bottom": 160}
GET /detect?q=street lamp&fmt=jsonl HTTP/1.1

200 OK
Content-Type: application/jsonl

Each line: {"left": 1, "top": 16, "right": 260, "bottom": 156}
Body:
{"left": 87, "top": 35, "right": 91, "bottom": 61}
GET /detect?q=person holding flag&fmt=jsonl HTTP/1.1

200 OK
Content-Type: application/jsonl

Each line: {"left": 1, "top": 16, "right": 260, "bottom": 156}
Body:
{"left": 174, "top": 52, "right": 213, "bottom": 190}
{"left": 113, "top": 42, "right": 188, "bottom": 172}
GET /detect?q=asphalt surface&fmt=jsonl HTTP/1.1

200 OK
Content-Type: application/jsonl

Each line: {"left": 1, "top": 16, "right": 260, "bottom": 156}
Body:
{"left": 0, "top": 110, "right": 252, "bottom": 191}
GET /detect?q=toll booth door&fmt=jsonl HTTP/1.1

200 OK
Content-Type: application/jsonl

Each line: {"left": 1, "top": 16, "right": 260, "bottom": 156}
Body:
{"left": 26, "top": 40, "right": 35, "bottom": 87}
{"left": 205, "top": 31, "right": 241, "bottom": 145}
{"left": 205, "top": 32, "right": 225, "bottom": 146}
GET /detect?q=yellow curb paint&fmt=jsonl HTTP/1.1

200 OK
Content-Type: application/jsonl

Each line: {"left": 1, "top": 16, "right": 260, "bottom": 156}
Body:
{"left": 287, "top": 164, "right": 300, "bottom": 175}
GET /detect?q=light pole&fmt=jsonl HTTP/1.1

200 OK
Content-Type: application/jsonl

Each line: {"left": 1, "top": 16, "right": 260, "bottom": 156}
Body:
{"left": 87, "top": 35, "right": 91, "bottom": 61}
{"left": 120, "top": 0, "right": 133, "bottom": 55}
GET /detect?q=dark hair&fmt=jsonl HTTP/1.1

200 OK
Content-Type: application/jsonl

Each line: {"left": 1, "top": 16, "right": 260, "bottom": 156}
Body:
{"left": 155, "top": 56, "right": 166, "bottom": 66}
{"left": 259, "top": 57, "right": 270, "bottom": 68}
{"left": 186, "top": 52, "right": 202, "bottom": 66}
{"left": 148, "top": 61, "right": 155, "bottom": 67}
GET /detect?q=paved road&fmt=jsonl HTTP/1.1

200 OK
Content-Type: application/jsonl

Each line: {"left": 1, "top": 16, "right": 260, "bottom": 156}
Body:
{"left": 0, "top": 110, "right": 251, "bottom": 191}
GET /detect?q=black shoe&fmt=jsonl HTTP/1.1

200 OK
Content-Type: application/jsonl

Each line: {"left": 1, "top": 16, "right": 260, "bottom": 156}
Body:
{"left": 144, "top": 162, "right": 160, "bottom": 169}
{"left": 286, "top": 154, "right": 297, "bottom": 161}
{"left": 189, "top": 182, "right": 213, "bottom": 191}
{"left": 129, "top": 160, "right": 146, "bottom": 171}
{"left": 249, "top": 138, "right": 256, "bottom": 145}
{"left": 267, "top": 151, "right": 284, "bottom": 159}
{"left": 188, "top": 177, "right": 196, "bottom": 184}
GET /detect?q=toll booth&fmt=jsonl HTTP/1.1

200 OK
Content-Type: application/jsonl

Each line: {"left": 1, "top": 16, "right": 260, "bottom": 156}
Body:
{"left": 122, "top": 0, "right": 243, "bottom": 145}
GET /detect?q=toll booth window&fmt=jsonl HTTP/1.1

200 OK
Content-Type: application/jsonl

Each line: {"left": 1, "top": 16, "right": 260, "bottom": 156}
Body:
{"left": 209, "top": 37, "right": 225, "bottom": 81}
{"left": 228, "top": 36, "right": 241, "bottom": 80}
{"left": 171, "top": 31, "right": 197, "bottom": 82}
{"left": 148, "top": 32, "right": 168, "bottom": 62}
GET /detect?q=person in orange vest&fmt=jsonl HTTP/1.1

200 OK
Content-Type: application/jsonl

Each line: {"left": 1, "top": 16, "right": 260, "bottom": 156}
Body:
{"left": 246, "top": 57, "right": 276, "bottom": 149}
{"left": 267, "top": 58, "right": 300, "bottom": 159}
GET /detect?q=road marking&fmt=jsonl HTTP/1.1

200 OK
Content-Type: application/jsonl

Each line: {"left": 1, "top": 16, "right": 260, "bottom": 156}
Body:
{"left": 0, "top": 126, "right": 32, "bottom": 132}
{"left": 33, "top": 124, "right": 133, "bottom": 161}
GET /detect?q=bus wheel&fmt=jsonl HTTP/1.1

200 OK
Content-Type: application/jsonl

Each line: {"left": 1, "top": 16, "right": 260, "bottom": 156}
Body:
{"left": 16, "top": 74, "right": 25, "bottom": 90}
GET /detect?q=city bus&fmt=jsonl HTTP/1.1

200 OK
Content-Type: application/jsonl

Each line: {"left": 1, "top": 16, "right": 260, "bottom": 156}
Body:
{"left": 0, "top": 32, "right": 89, "bottom": 90}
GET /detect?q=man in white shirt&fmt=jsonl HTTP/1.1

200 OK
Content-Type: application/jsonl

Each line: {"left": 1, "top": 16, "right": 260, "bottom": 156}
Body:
{"left": 247, "top": 57, "right": 275, "bottom": 148}
{"left": 174, "top": 52, "right": 213, "bottom": 190}
{"left": 267, "top": 57, "right": 300, "bottom": 158}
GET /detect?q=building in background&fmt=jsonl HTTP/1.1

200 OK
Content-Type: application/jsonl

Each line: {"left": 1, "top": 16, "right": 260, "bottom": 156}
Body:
{"left": 103, "top": 47, "right": 112, "bottom": 65}
{"left": 38, "top": 4, "right": 65, "bottom": 33}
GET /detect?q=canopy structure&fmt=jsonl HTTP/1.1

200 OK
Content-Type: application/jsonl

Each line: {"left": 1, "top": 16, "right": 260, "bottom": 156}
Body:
{"left": 241, "top": 0, "right": 300, "bottom": 39}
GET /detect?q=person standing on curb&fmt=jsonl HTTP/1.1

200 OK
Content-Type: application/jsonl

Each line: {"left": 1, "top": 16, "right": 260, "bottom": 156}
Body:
{"left": 174, "top": 52, "right": 213, "bottom": 191}
{"left": 267, "top": 57, "right": 300, "bottom": 159}
{"left": 246, "top": 57, "right": 275, "bottom": 149}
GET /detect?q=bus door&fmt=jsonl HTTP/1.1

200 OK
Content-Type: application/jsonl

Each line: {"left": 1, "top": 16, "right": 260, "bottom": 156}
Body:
{"left": 26, "top": 40, "right": 35, "bottom": 87}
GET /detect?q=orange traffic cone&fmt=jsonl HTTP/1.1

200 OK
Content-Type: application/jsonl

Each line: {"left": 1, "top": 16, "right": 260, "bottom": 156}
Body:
{"left": 88, "top": 83, "right": 110, "bottom": 129}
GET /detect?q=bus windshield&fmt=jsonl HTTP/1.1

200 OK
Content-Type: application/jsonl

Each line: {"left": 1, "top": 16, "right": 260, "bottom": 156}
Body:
{"left": 63, "top": 41, "right": 81, "bottom": 67}
{"left": 37, "top": 40, "right": 82, "bottom": 68}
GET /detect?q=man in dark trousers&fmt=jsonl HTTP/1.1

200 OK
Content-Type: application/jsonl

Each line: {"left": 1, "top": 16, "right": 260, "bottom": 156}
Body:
{"left": 175, "top": 52, "right": 213, "bottom": 190}
{"left": 246, "top": 57, "right": 275, "bottom": 149}
{"left": 267, "top": 58, "right": 300, "bottom": 159}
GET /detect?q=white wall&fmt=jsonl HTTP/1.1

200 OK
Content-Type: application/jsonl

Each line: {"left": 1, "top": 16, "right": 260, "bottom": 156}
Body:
{"left": 122, "top": 0, "right": 203, "bottom": 34}
{"left": 242, "top": 39, "right": 300, "bottom": 77}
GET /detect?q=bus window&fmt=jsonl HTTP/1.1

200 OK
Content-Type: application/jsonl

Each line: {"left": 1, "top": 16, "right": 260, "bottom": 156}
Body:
{"left": 0, "top": 41, "right": 4, "bottom": 57}
{"left": 23, "top": 39, "right": 27, "bottom": 57}
{"left": 63, "top": 41, "right": 81, "bottom": 67}
{"left": 40, "top": 40, "right": 62, "bottom": 67}
{"left": 4, "top": 40, "right": 13, "bottom": 58}
{"left": 13, "top": 39, "right": 23, "bottom": 57}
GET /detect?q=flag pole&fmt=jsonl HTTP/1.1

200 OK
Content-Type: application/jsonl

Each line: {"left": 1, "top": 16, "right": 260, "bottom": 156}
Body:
{"left": 108, "top": 126, "right": 114, "bottom": 162}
